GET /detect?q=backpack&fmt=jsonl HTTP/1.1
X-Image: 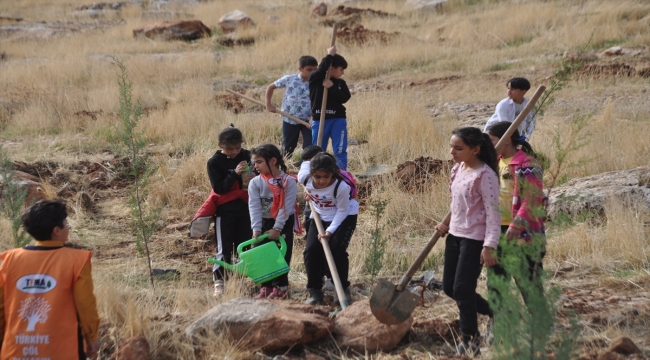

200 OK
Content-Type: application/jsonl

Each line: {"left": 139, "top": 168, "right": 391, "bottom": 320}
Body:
{"left": 303, "top": 170, "right": 358, "bottom": 199}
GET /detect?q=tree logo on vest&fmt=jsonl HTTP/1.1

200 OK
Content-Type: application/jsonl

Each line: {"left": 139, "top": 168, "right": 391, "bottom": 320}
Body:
{"left": 17, "top": 274, "right": 57, "bottom": 294}
{"left": 18, "top": 297, "right": 52, "bottom": 331}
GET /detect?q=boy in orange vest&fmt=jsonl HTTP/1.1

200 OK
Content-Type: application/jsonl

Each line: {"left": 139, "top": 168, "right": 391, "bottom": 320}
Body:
{"left": 0, "top": 200, "right": 100, "bottom": 359}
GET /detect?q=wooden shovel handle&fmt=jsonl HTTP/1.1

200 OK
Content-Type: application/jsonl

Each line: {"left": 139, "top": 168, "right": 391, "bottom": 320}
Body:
{"left": 395, "top": 85, "right": 546, "bottom": 291}
{"left": 308, "top": 200, "right": 348, "bottom": 309}
{"left": 225, "top": 89, "right": 310, "bottom": 128}
{"left": 316, "top": 24, "right": 338, "bottom": 147}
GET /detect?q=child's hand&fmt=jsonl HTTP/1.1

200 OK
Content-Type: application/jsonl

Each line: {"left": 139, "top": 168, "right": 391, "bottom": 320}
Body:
{"left": 86, "top": 339, "right": 99, "bottom": 359}
{"left": 480, "top": 247, "right": 498, "bottom": 267}
{"left": 267, "top": 228, "right": 281, "bottom": 240}
{"left": 318, "top": 231, "right": 332, "bottom": 242}
{"left": 266, "top": 104, "right": 277, "bottom": 113}
{"left": 505, "top": 227, "right": 522, "bottom": 241}
{"left": 235, "top": 161, "right": 247, "bottom": 175}
{"left": 322, "top": 79, "right": 333, "bottom": 88}
{"left": 434, "top": 223, "right": 449, "bottom": 236}
{"left": 328, "top": 45, "right": 337, "bottom": 56}
{"left": 253, "top": 231, "right": 262, "bottom": 239}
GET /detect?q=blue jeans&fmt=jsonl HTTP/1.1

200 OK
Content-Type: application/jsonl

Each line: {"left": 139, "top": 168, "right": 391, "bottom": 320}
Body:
{"left": 311, "top": 117, "right": 348, "bottom": 170}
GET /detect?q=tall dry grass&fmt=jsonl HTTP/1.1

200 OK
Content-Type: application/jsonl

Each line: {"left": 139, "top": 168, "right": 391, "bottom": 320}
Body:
{"left": 2, "top": 0, "right": 650, "bottom": 357}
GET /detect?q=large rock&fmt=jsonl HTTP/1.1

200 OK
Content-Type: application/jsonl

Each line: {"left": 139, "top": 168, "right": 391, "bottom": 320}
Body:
{"left": 132, "top": 20, "right": 211, "bottom": 41}
{"left": 311, "top": 3, "right": 328, "bottom": 17}
{"left": 547, "top": 167, "right": 650, "bottom": 218}
{"left": 608, "top": 336, "right": 641, "bottom": 355}
{"left": 218, "top": 10, "right": 255, "bottom": 34}
{"left": 333, "top": 299, "right": 412, "bottom": 353}
{"left": 185, "top": 298, "right": 332, "bottom": 352}
{"left": 116, "top": 336, "right": 150, "bottom": 360}
{"left": 0, "top": 170, "right": 50, "bottom": 206}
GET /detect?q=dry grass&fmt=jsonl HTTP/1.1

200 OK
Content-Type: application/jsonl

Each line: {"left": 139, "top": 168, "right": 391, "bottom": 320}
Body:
{"left": 2, "top": 0, "right": 650, "bottom": 357}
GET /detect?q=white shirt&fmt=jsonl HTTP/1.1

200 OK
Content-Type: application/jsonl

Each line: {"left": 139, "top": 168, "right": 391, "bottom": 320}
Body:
{"left": 298, "top": 161, "right": 359, "bottom": 216}
{"left": 484, "top": 97, "right": 537, "bottom": 139}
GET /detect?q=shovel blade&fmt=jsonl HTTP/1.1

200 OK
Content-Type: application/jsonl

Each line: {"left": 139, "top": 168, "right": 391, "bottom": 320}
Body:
{"left": 370, "top": 278, "right": 420, "bottom": 325}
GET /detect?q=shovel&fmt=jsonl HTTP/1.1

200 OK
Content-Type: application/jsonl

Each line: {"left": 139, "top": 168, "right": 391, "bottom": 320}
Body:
{"left": 370, "top": 85, "right": 546, "bottom": 325}
{"left": 308, "top": 201, "right": 349, "bottom": 311}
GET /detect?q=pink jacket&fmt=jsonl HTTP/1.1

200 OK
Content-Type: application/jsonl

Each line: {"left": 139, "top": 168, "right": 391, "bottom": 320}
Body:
{"left": 504, "top": 149, "right": 545, "bottom": 238}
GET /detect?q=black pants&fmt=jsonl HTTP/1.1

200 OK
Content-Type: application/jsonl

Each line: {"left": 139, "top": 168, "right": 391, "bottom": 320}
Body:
{"left": 258, "top": 215, "right": 295, "bottom": 288}
{"left": 212, "top": 214, "right": 252, "bottom": 281}
{"left": 489, "top": 225, "right": 546, "bottom": 311}
{"left": 282, "top": 121, "right": 312, "bottom": 158}
{"left": 442, "top": 233, "right": 493, "bottom": 342}
{"left": 303, "top": 215, "right": 357, "bottom": 290}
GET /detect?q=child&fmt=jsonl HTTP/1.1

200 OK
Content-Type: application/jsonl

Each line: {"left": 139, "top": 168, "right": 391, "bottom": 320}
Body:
{"left": 0, "top": 200, "right": 100, "bottom": 359}
{"left": 434, "top": 127, "right": 500, "bottom": 356}
{"left": 309, "top": 45, "right": 351, "bottom": 170}
{"left": 206, "top": 125, "right": 253, "bottom": 298}
{"left": 484, "top": 77, "right": 537, "bottom": 140}
{"left": 265, "top": 56, "right": 318, "bottom": 158}
{"left": 301, "top": 153, "right": 357, "bottom": 305}
{"left": 247, "top": 144, "right": 298, "bottom": 299}
{"left": 485, "top": 121, "right": 547, "bottom": 341}
{"left": 299, "top": 146, "right": 358, "bottom": 293}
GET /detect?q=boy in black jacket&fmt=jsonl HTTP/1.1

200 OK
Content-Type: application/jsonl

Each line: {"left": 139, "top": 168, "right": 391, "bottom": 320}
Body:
{"left": 309, "top": 45, "right": 351, "bottom": 170}
{"left": 206, "top": 125, "right": 253, "bottom": 298}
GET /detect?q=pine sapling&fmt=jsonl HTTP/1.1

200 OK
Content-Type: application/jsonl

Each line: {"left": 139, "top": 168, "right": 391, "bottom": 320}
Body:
{"left": 364, "top": 196, "right": 389, "bottom": 282}
{"left": 0, "top": 148, "right": 31, "bottom": 247}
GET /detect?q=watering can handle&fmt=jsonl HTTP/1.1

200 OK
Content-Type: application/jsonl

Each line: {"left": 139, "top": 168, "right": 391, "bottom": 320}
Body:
{"left": 237, "top": 234, "right": 287, "bottom": 257}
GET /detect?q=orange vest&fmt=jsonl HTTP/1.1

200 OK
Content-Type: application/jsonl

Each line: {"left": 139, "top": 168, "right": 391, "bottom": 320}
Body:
{"left": 0, "top": 247, "right": 90, "bottom": 360}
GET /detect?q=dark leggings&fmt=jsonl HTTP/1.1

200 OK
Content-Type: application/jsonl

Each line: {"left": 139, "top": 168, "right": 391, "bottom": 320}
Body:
{"left": 442, "top": 233, "right": 493, "bottom": 342}
{"left": 303, "top": 215, "right": 357, "bottom": 290}
{"left": 258, "top": 215, "right": 295, "bottom": 288}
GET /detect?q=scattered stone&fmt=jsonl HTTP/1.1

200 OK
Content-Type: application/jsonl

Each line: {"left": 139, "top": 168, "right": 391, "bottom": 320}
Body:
{"left": 547, "top": 167, "right": 650, "bottom": 218}
{"left": 185, "top": 298, "right": 332, "bottom": 352}
{"left": 578, "top": 63, "right": 636, "bottom": 78}
{"left": 336, "top": 25, "right": 398, "bottom": 45}
{"left": 215, "top": 36, "right": 255, "bottom": 47}
{"left": 609, "top": 336, "right": 641, "bottom": 355}
{"left": 603, "top": 46, "right": 623, "bottom": 56}
{"left": 331, "top": 5, "right": 395, "bottom": 17}
{"left": 116, "top": 336, "right": 150, "bottom": 360}
{"left": 218, "top": 10, "right": 255, "bottom": 34}
{"left": 133, "top": 20, "right": 211, "bottom": 41}
{"left": 311, "top": 2, "right": 328, "bottom": 17}
{"left": 75, "top": 2, "right": 127, "bottom": 11}
{"left": 151, "top": 268, "right": 181, "bottom": 278}
{"left": 0, "top": 20, "right": 124, "bottom": 40}
{"left": 333, "top": 299, "right": 412, "bottom": 353}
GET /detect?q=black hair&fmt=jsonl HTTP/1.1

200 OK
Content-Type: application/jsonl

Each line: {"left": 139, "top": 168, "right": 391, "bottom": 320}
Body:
{"left": 21, "top": 199, "right": 68, "bottom": 241}
{"left": 218, "top": 124, "right": 244, "bottom": 146}
{"left": 309, "top": 152, "right": 342, "bottom": 180}
{"left": 301, "top": 145, "right": 324, "bottom": 161}
{"left": 486, "top": 121, "right": 537, "bottom": 158}
{"left": 251, "top": 144, "right": 287, "bottom": 173}
{"left": 331, "top": 54, "right": 348, "bottom": 70}
{"left": 451, "top": 127, "right": 499, "bottom": 177}
{"left": 299, "top": 55, "right": 318, "bottom": 68}
{"left": 508, "top": 77, "right": 531, "bottom": 91}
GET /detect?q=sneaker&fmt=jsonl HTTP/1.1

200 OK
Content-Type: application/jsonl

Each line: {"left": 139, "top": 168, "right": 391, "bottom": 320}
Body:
{"left": 254, "top": 286, "right": 273, "bottom": 299}
{"left": 485, "top": 317, "right": 494, "bottom": 345}
{"left": 267, "top": 287, "right": 289, "bottom": 300}
{"left": 322, "top": 278, "right": 335, "bottom": 291}
{"left": 305, "top": 289, "right": 324, "bottom": 305}
{"left": 212, "top": 280, "right": 224, "bottom": 299}
{"left": 457, "top": 339, "right": 480, "bottom": 357}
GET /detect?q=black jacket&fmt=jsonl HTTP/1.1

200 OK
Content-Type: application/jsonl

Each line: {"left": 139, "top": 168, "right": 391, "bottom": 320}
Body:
{"left": 309, "top": 54, "right": 351, "bottom": 120}
{"left": 206, "top": 149, "right": 251, "bottom": 217}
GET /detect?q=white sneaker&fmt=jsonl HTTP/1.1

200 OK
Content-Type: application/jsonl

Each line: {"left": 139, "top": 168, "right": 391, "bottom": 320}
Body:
{"left": 213, "top": 280, "right": 224, "bottom": 299}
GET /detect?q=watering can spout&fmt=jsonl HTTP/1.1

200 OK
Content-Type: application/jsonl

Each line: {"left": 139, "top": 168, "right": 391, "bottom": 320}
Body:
{"left": 207, "top": 258, "right": 237, "bottom": 272}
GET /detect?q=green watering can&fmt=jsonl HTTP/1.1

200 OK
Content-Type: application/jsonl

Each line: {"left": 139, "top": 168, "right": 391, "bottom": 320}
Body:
{"left": 207, "top": 234, "right": 290, "bottom": 284}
